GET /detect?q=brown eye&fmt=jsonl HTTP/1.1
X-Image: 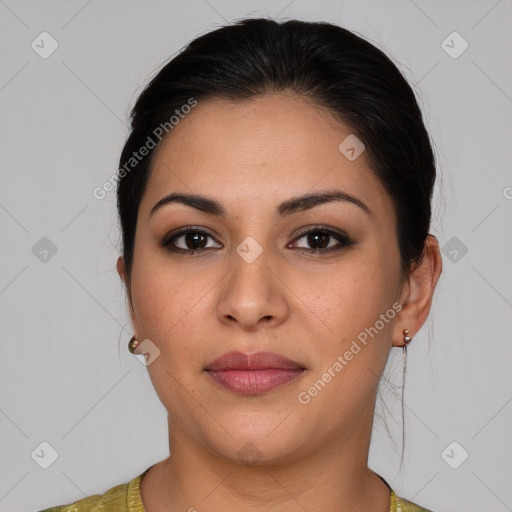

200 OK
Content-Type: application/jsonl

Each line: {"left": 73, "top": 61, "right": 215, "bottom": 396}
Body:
{"left": 182, "top": 232, "right": 208, "bottom": 250}
{"left": 305, "top": 232, "right": 331, "bottom": 249}
{"left": 289, "top": 227, "right": 354, "bottom": 254}
{"left": 161, "top": 228, "right": 222, "bottom": 253}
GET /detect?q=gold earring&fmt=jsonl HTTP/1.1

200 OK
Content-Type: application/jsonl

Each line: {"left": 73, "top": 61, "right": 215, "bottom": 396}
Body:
{"left": 400, "top": 328, "right": 413, "bottom": 471}
{"left": 128, "top": 335, "right": 140, "bottom": 354}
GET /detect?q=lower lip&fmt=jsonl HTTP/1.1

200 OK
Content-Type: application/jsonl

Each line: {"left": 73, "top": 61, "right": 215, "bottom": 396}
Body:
{"left": 206, "top": 368, "right": 304, "bottom": 395}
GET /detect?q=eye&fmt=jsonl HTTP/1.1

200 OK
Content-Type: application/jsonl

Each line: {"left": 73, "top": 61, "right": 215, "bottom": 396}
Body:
{"left": 289, "top": 226, "right": 354, "bottom": 254}
{"left": 161, "top": 227, "right": 222, "bottom": 253}
{"left": 161, "top": 225, "right": 353, "bottom": 256}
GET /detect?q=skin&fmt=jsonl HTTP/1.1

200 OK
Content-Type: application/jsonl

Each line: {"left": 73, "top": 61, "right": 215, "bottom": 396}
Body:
{"left": 117, "top": 93, "right": 442, "bottom": 512}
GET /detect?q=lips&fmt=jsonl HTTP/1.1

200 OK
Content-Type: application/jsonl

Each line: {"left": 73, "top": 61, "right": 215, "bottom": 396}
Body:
{"left": 205, "top": 351, "right": 305, "bottom": 395}
{"left": 206, "top": 351, "right": 304, "bottom": 371}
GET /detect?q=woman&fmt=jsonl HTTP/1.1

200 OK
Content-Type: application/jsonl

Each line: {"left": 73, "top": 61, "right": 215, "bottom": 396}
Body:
{"left": 41, "top": 17, "right": 442, "bottom": 512}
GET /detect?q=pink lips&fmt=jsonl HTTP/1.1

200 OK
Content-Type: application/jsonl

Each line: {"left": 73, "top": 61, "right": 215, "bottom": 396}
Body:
{"left": 205, "top": 351, "right": 305, "bottom": 395}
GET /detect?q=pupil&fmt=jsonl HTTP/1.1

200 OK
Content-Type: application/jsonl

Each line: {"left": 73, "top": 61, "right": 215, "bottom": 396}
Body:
{"left": 186, "top": 233, "right": 206, "bottom": 249}
{"left": 308, "top": 233, "right": 328, "bottom": 249}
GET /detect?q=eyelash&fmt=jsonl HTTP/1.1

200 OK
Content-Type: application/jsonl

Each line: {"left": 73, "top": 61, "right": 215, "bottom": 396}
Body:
{"left": 160, "top": 225, "right": 354, "bottom": 256}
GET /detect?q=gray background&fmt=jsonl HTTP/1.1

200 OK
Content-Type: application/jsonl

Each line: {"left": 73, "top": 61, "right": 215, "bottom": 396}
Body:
{"left": 1, "top": 1, "right": 511, "bottom": 511}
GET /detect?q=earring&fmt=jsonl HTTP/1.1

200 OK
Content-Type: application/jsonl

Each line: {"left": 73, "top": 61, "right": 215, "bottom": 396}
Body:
{"left": 402, "top": 329, "right": 412, "bottom": 373}
{"left": 400, "top": 329, "right": 412, "bottom": 471}
{"left": 128, "top": 335, "right": 140, "bottom": 354}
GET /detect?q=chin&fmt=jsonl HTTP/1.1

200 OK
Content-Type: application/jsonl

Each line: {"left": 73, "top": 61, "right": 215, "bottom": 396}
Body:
{"left": 206, "top": 426, "right": 312, "bottom": 468}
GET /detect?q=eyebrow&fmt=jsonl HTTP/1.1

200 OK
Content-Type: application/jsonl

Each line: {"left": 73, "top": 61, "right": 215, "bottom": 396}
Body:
{"left": 149, "top": 189, "right": 371, "bottom": 218}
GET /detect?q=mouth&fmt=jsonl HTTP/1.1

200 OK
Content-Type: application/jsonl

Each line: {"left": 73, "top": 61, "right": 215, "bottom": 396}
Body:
{"left": 205, "top": 351, "right": 306, "bottom": 396}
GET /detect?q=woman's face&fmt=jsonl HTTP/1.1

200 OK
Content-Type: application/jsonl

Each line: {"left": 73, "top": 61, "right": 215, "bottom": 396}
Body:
{"left": 120, "top": 93, "right": 409, "bottom": 463}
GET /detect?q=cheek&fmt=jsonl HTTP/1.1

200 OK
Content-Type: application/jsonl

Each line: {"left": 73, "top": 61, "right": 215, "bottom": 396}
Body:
{"left": 130, "top": 252, "right": 201, "bottom": 339}
{"left": 130, "top": 248, "right": 224, "bottom": 371}
{"left": 290, "top": 255, "right": 401, "bottom": 376}
{"left": 296, "top": 257, "right": 397, "bottom": 331}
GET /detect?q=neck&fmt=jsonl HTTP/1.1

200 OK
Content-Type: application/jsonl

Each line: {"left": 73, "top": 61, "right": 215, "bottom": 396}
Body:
{"left": 142, "top": 408, "right": 391, "bottom": 512}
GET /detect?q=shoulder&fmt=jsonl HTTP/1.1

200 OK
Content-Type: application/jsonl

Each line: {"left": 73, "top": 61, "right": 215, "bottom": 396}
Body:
{"left": 384, "top": 475, "right": 434, "bottom": 512}
{"left": 396, "top": 493, "right": 435, "bottom": 512}
{"left": 37, "top": 471, "right": 145, "bottom": 512}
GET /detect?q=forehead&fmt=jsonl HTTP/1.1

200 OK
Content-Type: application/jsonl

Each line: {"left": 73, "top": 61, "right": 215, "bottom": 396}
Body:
{"left": 140, "top": 94, "right": 392, "bottom": 218}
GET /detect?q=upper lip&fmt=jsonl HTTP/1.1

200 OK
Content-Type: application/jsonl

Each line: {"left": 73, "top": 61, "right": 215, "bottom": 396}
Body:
{"left": 205, "top": 351, "right": 305, "bottom": 371}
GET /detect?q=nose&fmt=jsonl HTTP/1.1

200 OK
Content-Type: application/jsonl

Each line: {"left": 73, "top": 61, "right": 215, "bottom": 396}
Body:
{"left": 216, "top": 247, "right": 290, "bottom": 331}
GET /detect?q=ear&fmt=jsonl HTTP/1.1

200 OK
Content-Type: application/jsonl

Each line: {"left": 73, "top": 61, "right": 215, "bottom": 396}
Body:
{"left": 117, "top": 256, "right": 139, "bottom": 335}
{"left": 392, "top": 235, "right": 443, "bottom": 347}
{"left": 116, "top": 255, "right": 127, "bottom": 284}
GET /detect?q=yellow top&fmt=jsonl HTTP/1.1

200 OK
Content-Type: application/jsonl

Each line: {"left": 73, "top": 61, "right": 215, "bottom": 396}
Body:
{"left": 38, "top": 467, "right": 434, "bottom": 512}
